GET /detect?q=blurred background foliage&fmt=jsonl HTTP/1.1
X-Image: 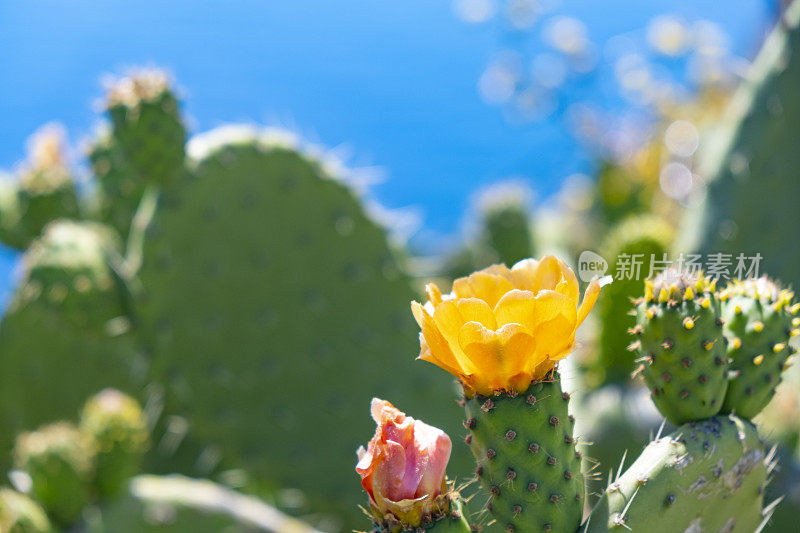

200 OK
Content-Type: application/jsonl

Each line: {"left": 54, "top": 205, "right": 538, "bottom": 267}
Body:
{"left": 1, "top": 1, "right": 800, "bottom": 532}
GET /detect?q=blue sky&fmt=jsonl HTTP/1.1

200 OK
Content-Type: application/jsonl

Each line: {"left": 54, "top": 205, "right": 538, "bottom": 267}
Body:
{"left": 0, "top": 0, "right": 774, "bottom": 301}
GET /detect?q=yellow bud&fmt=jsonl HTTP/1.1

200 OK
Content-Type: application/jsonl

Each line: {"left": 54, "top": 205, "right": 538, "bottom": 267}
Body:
{"left": 659, "top": 288, "right": 670, "bottom": 303}
{"left": 753, "top": 355, "right": 764, "bottom": 366}
{"left": 791, "top": 303, "right": 800, "bottom": 315}
{"left": 644, "top": 281, "right": 654, "bottom": 302}
{"left": 792, "top": 317, "right": 800, "bottom": 328}
{"left": 734, "top": 305, "right": 742, "bottom": 315}
{"left": 730, "top": 337, "right": 742, "bottom": 350}
{"left": 683, "top": 317, "right": 695, "bottom": 330}
{"left": 752, "top": 321, "right": 764, "bottom": 333}
{"left": 774, "top": 343, "right": 786, "bottom": 353}
{"left": 703, "top": 340, "right": 715, "bottom": 351}
{"left": 791, "top": 329, "right": 800, "bottom": 338}
{"left": 646, "top": 309, "right": 655, "bottom": 320}
{"left": 684, "top": 287, "right": 695, "bottom": 301}
{"left": 701, "top": 298, "right": 711, "bottom": 309}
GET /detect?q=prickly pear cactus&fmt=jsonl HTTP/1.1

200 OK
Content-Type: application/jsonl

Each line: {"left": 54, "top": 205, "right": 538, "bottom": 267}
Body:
{"left": 0, "top": 125, "right": 80, "bottom": 250}
{"left": 0, "top": 488, "right": 54, "bottom": 533}
{"left": 585, "top": 415, "right": 771, "bottom": 532}
{"left": 105, "top": 70, "right": 186, "bottom": 189}
{"left": 463, "top": 373, "right": 584, "bottom": 533}
{"left": 632, "top": 269, "right": 728, "bottom": 425}
{"left": 134, "top": 127, "right": 466, "bottom": 526}
{"left": 0, "top": 221, "right": 141, "bottom": 464}
{"left": 80, "top": 389, "right": 150, "bottom": 499}
{"left": 13, "top": 422, "right": 95, "bottom": 526}
{"left": 591, "top": 215, "right": 674, "bottom": 388}
{"left": 695, "top": 0, "right": 800, "bottom": 290}
{"left": 717, "top": 277, "right": 798, "bottom": 419}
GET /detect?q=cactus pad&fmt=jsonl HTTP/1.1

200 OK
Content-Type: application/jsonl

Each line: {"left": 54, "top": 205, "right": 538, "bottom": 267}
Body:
{"left": 585, "top": 415, "right": 770, "bottom": 532}
{"left": 105, "top": 70, "right": 186, "bottom": 189}
{"left": 135, "top": 127, "right": 465, "bottom": 526}
{"left": 633, "top": 269, "right": 728, "bottom": 425}
{"left": 0, "top": 221, "right": 141, "bottom": 464}
{"left": 719, "top": 277, "right": 798, "bottom": 419}
{"left": 463, "top": 372, "right": 584, "bottom": 533}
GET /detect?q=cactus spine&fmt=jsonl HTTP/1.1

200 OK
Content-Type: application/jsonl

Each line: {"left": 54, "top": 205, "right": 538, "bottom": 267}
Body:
{"left": 464, "top": 373, "right": 584, "bottom": 533}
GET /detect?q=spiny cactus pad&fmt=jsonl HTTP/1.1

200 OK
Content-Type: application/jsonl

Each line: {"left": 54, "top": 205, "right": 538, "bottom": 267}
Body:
{"left": 584, "top": 415, "right": 770, "bottom": 533}
{"left": 463, "top": 373, "right": 583, "bottom": 533}
{"left": 632, "top": 270, "right": 728, "bottom": 425}
{"left": 105, "top": 70, "right": 186, "bottom": 189}
{"left": 719, "top": 277, "right": 798, "bottom": 419}
{"left": 0, "top": 221, "right": 141, "bottom": 465}
{"left": 80, "top": 389, "right": 150, "bottom": 498}
{"left": 13, "top": 422, "right": 95, "bottom": 526}
{"left": 135, "top": 127, "right": 466, "bottom": 526}
{"left": 0, "top": 488, "right": 54, "bottom": 533}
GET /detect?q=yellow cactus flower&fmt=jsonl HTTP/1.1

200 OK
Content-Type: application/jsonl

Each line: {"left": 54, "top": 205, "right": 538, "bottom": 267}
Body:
{"left": 411, "top": 256, "right": 603, "bottom": 396}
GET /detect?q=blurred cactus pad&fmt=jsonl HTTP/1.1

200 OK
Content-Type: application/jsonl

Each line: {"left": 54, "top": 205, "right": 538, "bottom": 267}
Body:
{"left": 0, "top": 70, "right": 468, "bottom": 530}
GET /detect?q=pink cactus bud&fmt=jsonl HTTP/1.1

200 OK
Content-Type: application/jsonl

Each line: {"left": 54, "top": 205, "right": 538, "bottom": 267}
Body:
{"left": 356, "top": 398, "right": 451, "bottom": 525}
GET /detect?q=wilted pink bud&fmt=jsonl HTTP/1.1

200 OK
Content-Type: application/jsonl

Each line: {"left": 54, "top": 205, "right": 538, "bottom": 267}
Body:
{"left": 356, "top": 398, "right": 452, "bottom": 525}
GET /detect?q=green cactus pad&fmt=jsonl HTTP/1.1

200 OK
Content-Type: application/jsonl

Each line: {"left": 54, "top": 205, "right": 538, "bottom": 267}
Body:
{"left": 584, "top": 415, "right": 770, "bottom": 533}
{"left": 0, "top": 488, "right": 54, "bottom": 533}
{"left": 105, "top": 70, "right": 186, "bottom": 189}
{"left": 694, "top": 1, "right": 800, "bottom": 291}
{"left": 0, "top": 221, "right": 142, "bottom": 464}
{"left": 135, "top": 127, "right": 466, "bottom": 528}
{"left": 719, "top": 278, "right": 798, "bottom": 419}
{"left": 593, "top": 215, "right": 674, "bottom": 388}
{"left": 80, "top": 389, "right": 150, "bottom": 499}
{"left": 633, "top": 270, "right": 728, "bottom": 425}
{"left": 463, "top": 373, "right": 584, "bottom": 533}
{"left": 13, "top": 422, "right": 95, "bottom": 526}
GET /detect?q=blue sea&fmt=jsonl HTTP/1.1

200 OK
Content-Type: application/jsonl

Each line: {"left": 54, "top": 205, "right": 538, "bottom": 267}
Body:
{"left": 0, "top": 0, "right": 774, "bottom": 304}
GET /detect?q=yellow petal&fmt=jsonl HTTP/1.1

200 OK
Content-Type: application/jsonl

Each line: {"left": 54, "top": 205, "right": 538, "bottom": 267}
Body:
{"left": 425, "top": 283, "right": 443, "bottom": 306}
{"left": 577, "top": 277, "right": 601, "bottom": 327}
{"left": 456, "top": 298, "right": 497, "bottom": 329}
{"left": 555, "top": 258, "right": 580, "bottom": 303}
{"left": 458, "top": 322, "right": 535, "bottom": 391}
{"left": 493, "top": 289, "right": 537, "bottom": 329}
{"left": 509, "top": 258, "right": 540, "bottom": 290}
{"left": 453, "top": 271, "right": 514, "bottom": 308}
{"left": 413, "top": 302, "right": 468, "bottom": 377}
{"left": 531, "top": 255, "right": 563, "bottom": 292}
